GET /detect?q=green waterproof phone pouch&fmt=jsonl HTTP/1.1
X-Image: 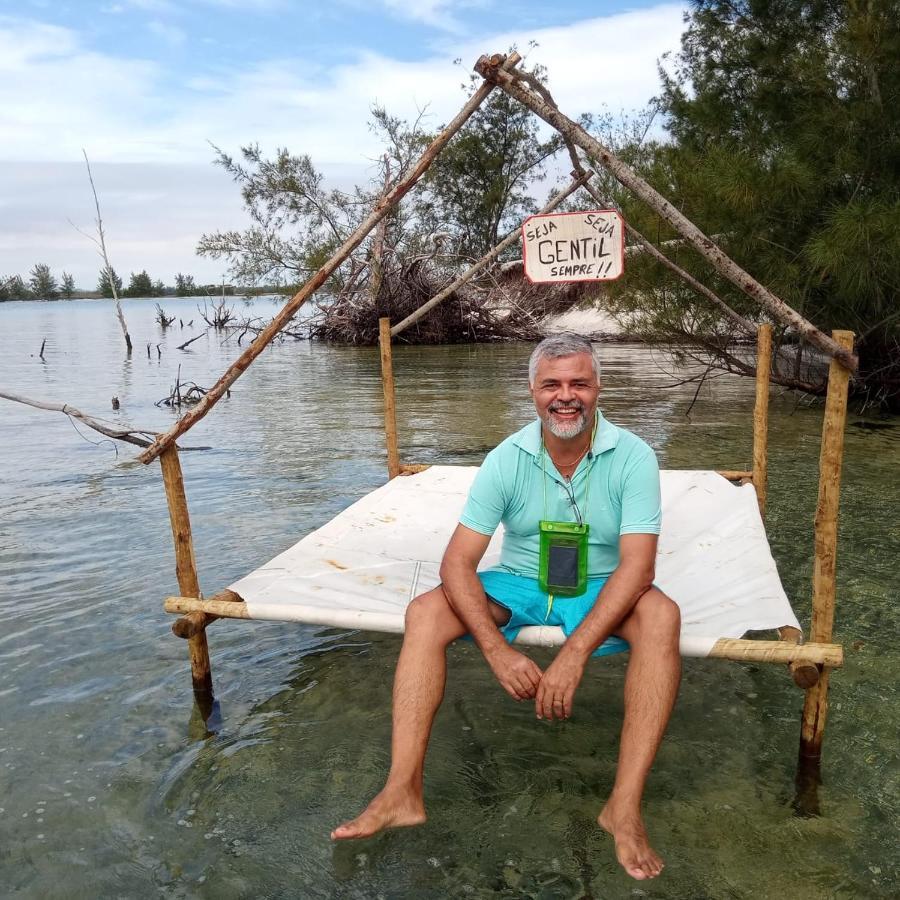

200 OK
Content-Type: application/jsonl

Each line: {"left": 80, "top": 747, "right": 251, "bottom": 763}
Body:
{"left": 538, "top": 520, "right": 589, "bottom": 596}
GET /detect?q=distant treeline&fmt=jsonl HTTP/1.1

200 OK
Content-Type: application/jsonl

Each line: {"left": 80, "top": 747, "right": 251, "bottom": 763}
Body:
{"left": 0, "top": 265, "right": 288, "bottom": 302}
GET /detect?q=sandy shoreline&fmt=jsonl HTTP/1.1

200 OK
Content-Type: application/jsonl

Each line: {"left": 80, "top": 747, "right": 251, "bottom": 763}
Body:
{"left": 542, "top": 305, "right": 624, "bottom": 336}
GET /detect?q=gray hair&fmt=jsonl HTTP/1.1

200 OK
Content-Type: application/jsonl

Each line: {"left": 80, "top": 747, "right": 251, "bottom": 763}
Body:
{"left": 528, "top": 333, "right": 601, "bottom": 385}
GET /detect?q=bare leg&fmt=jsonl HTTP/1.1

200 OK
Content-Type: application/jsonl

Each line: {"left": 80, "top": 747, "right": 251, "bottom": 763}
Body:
{"left": 331, "top": 585, "right": 508, "bottom": 839}
{"left": 598, "top": 587, "right": 681, "bottom": 880}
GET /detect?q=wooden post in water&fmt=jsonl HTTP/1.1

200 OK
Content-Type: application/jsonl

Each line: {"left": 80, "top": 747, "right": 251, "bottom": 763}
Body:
{"left": 160, "top": 445, "right": 213, "bottom": 698}
{"left": 379, "top": 317, "right": 401, "bottom": 479}
{"left": 799, "top": 330, "right": 854, "bottom": 761}
{"left": 753, "top": 324, "right": 772, "bottom": 518}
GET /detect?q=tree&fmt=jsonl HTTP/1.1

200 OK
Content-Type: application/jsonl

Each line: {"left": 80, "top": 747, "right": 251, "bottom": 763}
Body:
{"left": 29, "top": 263, "right": 58, "bottom": 300}
{"left": 174, "top": 273, "right": 196, "bottom": 296}
{"left": 61, "top": 272, "right": 75, "bottom": 299}
{"left": 0, "top": 275, "right": 31, "bottom": 302}
{"left": 197, "top": 143, "right": 363, "bottom": 291}
{"left": 98, "top": 266, "right": 123, "bottom": 298}
{"left": 197, "top": 72, "right": 561, "bottom": 310}
{"left": 611, "top": 0, "right": 900, "bottom": 407}
{"left": 125, "top": 270, "right": 154, "bottom": 297}
{"left": 418, "top": 73, "right": 558, "bottom": 260}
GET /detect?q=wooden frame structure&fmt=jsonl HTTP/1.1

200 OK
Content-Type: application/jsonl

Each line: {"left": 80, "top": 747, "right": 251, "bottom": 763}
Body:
{"left": 141, "top": 53, "right": 857, "bottom": 787}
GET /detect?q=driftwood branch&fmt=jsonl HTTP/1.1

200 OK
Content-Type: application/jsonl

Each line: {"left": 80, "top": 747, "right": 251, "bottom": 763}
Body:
{"left": 391, "top": 168, "right": 593, "bottom": 337}
{"left": 137, "top": 52, "right": 522, "bottom": 465}
{"left": 473, "top": 54, "right": 858, "bottom": 373}
{"left": 0, "top": 390, "right": 207, "bottom": 451}
{"left": 177, "top": 329, "right": 210, "bottom": 351}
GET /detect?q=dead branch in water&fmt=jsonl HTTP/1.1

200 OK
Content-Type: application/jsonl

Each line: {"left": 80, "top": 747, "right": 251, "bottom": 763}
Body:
{"left": 79, "top": 150, "right": 133, "bottom": 354}
{"left": 156, "top": 367, "right": 228, "bottom": 409}
{"left": 198, "top": 299, "right": 236, "bottom": 328}
{"left": 0, "top": 389, "right": 209, "bottom": 450}
{"left": 155, "top": 304, "right": 176, "bottom": 328}
{"left": 221, "top": 315, "right": 308, "bottom": 345}
{"left": 177, "top": 329, "right": 210, "bottom": 351}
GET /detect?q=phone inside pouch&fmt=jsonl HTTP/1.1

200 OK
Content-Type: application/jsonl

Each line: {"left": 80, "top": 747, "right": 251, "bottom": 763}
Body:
{"left": 538, "top": 520, "right": 589, "bottom": 597}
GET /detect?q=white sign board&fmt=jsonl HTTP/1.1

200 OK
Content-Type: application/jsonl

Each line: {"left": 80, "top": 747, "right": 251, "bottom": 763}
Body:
{"left": 521, "top": 210, "right": 625, "bottom": 283}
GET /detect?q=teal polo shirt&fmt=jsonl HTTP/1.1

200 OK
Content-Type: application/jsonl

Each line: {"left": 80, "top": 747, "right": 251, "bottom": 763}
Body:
{"left": 460, "top": 413, "right": 661, "bottom": 578}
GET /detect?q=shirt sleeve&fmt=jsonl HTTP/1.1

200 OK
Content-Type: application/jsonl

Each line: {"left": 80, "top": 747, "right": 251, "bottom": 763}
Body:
{"left": 459, "top": 448, "right": 507, "bottom": 536}
{"left": 619, "top": 445, "right": 662, "bottom": 535}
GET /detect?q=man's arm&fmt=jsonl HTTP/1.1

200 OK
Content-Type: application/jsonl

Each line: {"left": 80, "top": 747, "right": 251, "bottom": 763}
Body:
{"left": 440, "top": 524, "right": 543, "bottom": 701}
{"left": 535, "top": 532, "right": 657, "bottom": 720}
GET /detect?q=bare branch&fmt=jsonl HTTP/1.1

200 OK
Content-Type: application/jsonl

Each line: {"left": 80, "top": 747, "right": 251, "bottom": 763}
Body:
{"left": 0, "top": 390, "right": 209, "bottom": 451}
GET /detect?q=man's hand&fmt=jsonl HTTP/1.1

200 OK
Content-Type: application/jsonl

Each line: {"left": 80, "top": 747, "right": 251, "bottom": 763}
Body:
{"left": 485, "top": 645, "right": 543, "bottom": 701}
{"left": 535, "top": 648, "right": 588, "bottom": 720}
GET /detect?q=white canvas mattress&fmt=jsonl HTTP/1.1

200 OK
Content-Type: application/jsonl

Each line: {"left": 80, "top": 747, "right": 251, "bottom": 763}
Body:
{"left": 229, "top": 467, "right": 800, "bottom": 657}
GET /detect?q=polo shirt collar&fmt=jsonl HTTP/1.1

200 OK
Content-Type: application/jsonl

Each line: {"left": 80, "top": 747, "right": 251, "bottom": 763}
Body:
{"left": 513, "top": 410, "right": 620, "bottom": 458}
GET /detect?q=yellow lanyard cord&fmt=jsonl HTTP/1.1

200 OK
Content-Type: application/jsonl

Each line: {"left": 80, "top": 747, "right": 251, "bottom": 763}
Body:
{"left": 539, "top": 414, "right": 598, "bottom": 620}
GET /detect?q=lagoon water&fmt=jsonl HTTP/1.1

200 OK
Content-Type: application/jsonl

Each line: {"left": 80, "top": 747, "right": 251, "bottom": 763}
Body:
{"left": 1, "top": 298, "right": 897, "bottom": 898}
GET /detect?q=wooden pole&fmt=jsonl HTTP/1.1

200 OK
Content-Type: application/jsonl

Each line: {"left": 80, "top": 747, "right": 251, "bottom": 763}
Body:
{"left": 472, "top": 55, "right": 858, "bottom": 373}
{"left": 753, "top": 324, "right": 772, "bottom": 518}
{"left": 159, "top": 446, "right": 213, "bottom": 698}
{"left": 779, "top": 625, "right": 820, "bottom": 689}
{"left": 390, "top": 169, "right": 593, "bottom": 337}
{"left": 799, "top": 330, "right": 854, "bottom": 759}
{"left": 565, "top": 148, "right": 756, "bottom": 337}
{"left": 171, "top": 590, "right": 244, "bottom": 639}
{"left": 705, "top": 638, "right": 842, "bottom": 667}
{"left": 716, "top": 469, "right": 753, "bottom": 481}
{"left": 379, "top": 317, "right": 401, "bottom": 479}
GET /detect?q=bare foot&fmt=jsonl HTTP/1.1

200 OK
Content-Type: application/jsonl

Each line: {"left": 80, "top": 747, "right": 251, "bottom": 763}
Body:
{"left": 331, "top": 788, "right": 426, "bottom": 840}
{"left": 598, "top": 802, "right": 664, "bottom": 880}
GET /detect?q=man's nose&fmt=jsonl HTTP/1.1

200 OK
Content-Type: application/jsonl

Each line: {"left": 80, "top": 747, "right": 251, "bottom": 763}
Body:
{"left": 558, "top": 384, "right": 574, "bottom": 401}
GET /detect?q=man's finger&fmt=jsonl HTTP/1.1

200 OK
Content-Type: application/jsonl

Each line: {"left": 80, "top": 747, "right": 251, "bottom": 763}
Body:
{"left": 535, "top": 682, "right": 546, "bottom": 719}
{"left": 524, "top": 663, "right": 541, "bottom": 691}
{"left": 503, "top": 678, "right": 524, "bottom": 701}
{"left": 540, "top": 685, "right": 554, "bottom": 720}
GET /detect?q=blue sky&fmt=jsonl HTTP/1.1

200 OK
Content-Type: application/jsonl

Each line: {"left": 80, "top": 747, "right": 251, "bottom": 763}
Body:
{"left": 1, "top": 0, "right": 687, "bottom": 286}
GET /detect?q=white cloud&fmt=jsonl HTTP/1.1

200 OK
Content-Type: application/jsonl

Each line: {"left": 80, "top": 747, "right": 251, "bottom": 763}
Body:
{"left": 0, "top": 5, "right": 686, "bottom": 279}
{"left": 380, "top": 0, "right": 471, "bottom": 32}
{"left": 0, "top": 6, "right": 684, "bottom": 164}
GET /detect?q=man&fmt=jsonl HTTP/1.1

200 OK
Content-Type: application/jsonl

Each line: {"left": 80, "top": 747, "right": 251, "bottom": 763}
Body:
{"left": 332, "top": 334, "right": 681, "bottom": 881}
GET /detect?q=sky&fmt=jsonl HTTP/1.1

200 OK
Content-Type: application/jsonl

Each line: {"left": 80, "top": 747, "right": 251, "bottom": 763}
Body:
{"left": 0, "top": 0, "right": 687, "bottom": 288}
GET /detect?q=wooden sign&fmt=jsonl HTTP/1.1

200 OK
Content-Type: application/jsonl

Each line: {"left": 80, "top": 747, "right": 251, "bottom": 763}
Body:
{"left": 521, "top": 210, "right": 625, "bottom": 283}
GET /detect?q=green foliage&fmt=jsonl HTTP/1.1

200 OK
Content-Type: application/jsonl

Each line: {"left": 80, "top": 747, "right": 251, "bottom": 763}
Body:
{"left": 125, "top": 270, "right": 154, "bottom": 297}
{"left": 61, "top": 272, "right": 75, "bottom": 300}
{"left": 98, "top": 266, "right": 123, "bottom": 298}
{"left": 610, "top": 0, "right": 900, "bottom": 405}
{"left": 197, "top": 143, "right": 357, "bottom": 290}
{"left": 198, "top": 65, "right": 559, "bottom": 288}
{"left": 418, "top": 74, "right": 558, "bottom": 259}
{"left": 1, "top": 275, "right": 32, "bottom": 301}
{"left": 174, "top": 273, "right": 196, "bottom": 296}
{"left": 29, "top": 263, "right": 58, "bottom": 300}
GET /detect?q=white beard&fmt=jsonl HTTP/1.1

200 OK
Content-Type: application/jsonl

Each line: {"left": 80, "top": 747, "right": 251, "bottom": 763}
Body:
{"left": 545, "top": 408, "right": 589, "bottom": 439}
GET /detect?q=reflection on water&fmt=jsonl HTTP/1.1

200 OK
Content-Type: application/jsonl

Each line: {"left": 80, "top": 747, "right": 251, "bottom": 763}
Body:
{"left": 1, "top": 298, "right": 898, "bottom": 897}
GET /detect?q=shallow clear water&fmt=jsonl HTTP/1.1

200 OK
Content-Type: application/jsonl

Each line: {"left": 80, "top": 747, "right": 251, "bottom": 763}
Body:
{"left": 1, "top": 298, "right": 897, "bottom": 898}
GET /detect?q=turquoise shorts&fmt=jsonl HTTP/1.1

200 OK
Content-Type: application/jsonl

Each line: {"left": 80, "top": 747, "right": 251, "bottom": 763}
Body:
{"left": 476, "top": 569, "right": 629, "bottom": 658}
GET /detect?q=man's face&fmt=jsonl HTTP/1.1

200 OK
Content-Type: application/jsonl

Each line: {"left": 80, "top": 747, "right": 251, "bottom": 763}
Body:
{"left": 530, "top": 352, "right": 600, "bottom": 440}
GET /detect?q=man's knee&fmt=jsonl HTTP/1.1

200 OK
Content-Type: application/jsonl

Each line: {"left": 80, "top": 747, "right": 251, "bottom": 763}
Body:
{"left": 404, "top": 586, "right": 461, "bottom": 642}
{"left": 632, "top": 588, "right": 681, "bottom": 640}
